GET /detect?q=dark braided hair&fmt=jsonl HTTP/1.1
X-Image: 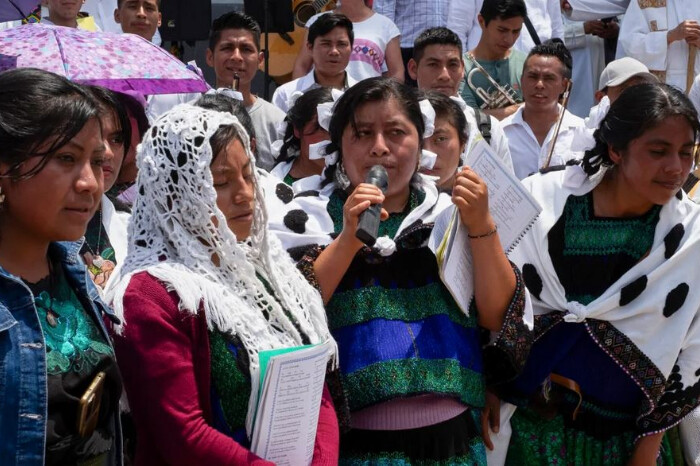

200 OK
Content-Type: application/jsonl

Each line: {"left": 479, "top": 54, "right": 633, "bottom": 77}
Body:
{"left": 582, "top": 83, "right": 699, "bottom": 176}
{"left": 276, "top": 87, "right": 334, "bottom": 165}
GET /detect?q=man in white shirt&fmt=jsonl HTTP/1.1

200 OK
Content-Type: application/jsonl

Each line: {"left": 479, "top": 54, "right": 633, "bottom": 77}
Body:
{"left": 619, "top": 0, "right": 700, "bottom": 92}
{"left": 206, "top": 11, "right": 285, "bottom": 171}
{"left": 501, "top": 40, "right": 585, "bottom": 179}
{"left": 407, "top": 27, "right": 514, "bottom": 173}
{"left": 272, "top": 13, "right": 357, "bottom": 114}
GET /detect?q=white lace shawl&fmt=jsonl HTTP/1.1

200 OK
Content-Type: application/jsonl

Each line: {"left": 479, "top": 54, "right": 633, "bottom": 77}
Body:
{"left": 104, "top": 104, "right": 335, "bottom": 435}
{"left": 510, "top": 164, "right": 700, "bottom": 432}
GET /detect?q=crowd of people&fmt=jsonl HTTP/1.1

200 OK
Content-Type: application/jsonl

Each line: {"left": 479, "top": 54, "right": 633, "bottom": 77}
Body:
{"left": 1, "top": 0, "right": 700, "bottom": 465}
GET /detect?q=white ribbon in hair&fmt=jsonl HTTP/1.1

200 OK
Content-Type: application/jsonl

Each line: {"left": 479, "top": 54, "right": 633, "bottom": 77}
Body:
{"left": 572, "top": 96, "right": 611, "bottom": 152}
{"left": 285, "top": 91, "right": 305, "bottom": 113}
{"left": 420, "top": 149, "right": 438, "bottom": 170}
{"left": 449, "top": 95, "right": 468, "bottom": 111}
{"left": 308, "top": 140, "right": 338, "bottom": 166}
{"left": 317, "top": 88, "right": 345, "bottom": 132}
{"left": 419, "top": 99, "right": 436, "bottom": 138}
{"left": 207, "top": 87, "right": 244, "bottom": 101}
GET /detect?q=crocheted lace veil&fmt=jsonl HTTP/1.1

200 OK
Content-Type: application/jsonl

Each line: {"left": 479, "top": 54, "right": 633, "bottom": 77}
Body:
{"left": 105, "top": 104, "right": 335, "bottom": 435}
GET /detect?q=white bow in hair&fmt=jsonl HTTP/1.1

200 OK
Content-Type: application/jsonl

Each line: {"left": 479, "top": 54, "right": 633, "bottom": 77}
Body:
{"left": 420, "top": 149, "right": 438, "bottom": 170}
{"left": 286, "top": 91, "right": 305, "bottom": 112}
{"left": 449, "top": 95, "right": 468, "bottom": 111}
{"left": 208, "top": 87, "right": 244, "bottom": 101}
{"left": 572, "top": 96, "right": 611, "bottom": 152}
{"left": 308, "top": 140, "right": 337, "bottom": 166}
{"left": 419, "top": 99, "right": 436, "bottom": 138}
{"left": 317, "top": 88, "right": 345, "bottom": 132}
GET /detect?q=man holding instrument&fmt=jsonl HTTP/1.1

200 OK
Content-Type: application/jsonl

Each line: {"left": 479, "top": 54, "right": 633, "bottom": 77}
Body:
{"left": 501, "top": 40, "right": 585, "bottom": 180}
{"left": 458, "top": 0, "right": 527, "bottom": 121}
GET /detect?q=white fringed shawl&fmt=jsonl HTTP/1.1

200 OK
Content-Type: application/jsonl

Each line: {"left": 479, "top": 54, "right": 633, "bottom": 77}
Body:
{"left": 105, "top": 105, "right": 335, "bottom": 436}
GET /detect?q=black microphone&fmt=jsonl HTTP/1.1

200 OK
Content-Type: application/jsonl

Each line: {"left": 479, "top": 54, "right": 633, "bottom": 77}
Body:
{"left": 355, "top": 165, "right": 389, "bottom": 247}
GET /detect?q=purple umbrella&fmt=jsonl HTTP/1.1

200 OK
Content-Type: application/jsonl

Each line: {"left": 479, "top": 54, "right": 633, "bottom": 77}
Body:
{"left": 0, "top": 0, "right": 39, "bottom": 22}
{"left": 0, "top": 23, "right": 209, "bottom": 95}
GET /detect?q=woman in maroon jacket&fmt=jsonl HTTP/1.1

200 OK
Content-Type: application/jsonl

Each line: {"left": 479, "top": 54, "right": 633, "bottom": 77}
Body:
{"left": 105, "top": 104, "right": 339, "bottom": 465}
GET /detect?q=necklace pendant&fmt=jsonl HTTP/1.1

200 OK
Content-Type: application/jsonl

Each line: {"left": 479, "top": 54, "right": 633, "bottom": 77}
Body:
{"left": 92, "top": 255, "right": 104, "bottom": 269}
{"left": 46, "top": 310, "right": 58, "bottom": 328}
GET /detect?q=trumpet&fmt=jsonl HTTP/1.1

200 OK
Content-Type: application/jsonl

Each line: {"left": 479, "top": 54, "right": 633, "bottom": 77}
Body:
{"left": 465, "top": 53, "right": 520, "bottom": 109}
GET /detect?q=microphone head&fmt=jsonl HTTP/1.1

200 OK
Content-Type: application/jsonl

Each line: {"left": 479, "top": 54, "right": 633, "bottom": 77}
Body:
{"left": 365, "top": 165, "right": 389, "bottom": 192}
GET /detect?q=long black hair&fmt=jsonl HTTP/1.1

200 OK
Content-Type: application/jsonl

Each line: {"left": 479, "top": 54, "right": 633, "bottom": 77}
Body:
{"left": 582, "top": 83, "right": 700, "bottom": 176}
{"left": 276, "top": 86, "right": 334, "bottom": 164}
{"left": 323, "top": 77, "right": 424, "bottom": 185}
{"left": 0, "top": 68, "right": 99, "bottom": 181}
{"left": 85, "top": 86, "right": 133, "bottom": 159}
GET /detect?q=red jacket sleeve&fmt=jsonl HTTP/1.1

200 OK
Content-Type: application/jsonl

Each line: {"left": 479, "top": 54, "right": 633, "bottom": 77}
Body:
{"left": 311, "top": 385, "right": 340, "bottom": 465}
{"left": 113, "top": 273, "right": 273, "bottom": 466}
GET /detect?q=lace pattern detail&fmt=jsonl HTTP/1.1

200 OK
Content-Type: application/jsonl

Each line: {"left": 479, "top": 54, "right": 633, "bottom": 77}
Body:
{"left": 105, "top": 104, "right": 335, "bottom": 435}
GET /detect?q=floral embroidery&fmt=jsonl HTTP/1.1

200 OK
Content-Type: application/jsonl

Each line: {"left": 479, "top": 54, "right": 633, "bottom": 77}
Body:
{"left": 34, "top": 289, "right": 114, "bottom": 375}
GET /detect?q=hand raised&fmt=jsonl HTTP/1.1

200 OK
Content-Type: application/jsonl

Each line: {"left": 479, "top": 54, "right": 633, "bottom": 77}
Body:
{"left": 451, "top": 167, "right": 495, "bottom": 234}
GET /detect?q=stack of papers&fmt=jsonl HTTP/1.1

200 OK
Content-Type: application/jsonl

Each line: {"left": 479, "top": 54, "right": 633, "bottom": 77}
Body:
{"left": 430, "top": 139, "right": 542, "bottom": 313}
{"left": 250, "top": 341, "right": 333, "bottom": 465}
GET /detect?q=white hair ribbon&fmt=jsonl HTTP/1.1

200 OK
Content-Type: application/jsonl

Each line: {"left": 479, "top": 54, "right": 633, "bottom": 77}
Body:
{"left": 419, "top": 99, "right": 436, "bottom": 138}
{"left": 286, "top": 91, "right": 305, "bottom": 113}
{"left": 208, "top": 87, "right": 244, "bottom": 101}
{"left": 449, "top": 95, "right": 468, "bottom": 112}
{"left": 308, "top": 140, "right": 332, "bottom": 161}
{"left": 316, "top": 88, "right": 345, "bottom": 132}
{"left": 420, "top": 149, "right": 438, "bottom": 170}
{"left": 572, "top": 96, "right": 611, "bottom": 152}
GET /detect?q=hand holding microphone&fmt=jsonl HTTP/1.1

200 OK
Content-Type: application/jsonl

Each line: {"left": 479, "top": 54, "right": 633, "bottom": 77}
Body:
{"left": 356, "top": 165, "right": 389, "bottom": 246}
{"left": 338, "top": 165, "right": 389, "bottom": 250}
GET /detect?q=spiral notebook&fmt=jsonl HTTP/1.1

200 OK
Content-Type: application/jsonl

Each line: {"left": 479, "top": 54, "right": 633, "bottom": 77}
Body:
{"left": 430, "top": 138, "right": 542, "bottom": 314}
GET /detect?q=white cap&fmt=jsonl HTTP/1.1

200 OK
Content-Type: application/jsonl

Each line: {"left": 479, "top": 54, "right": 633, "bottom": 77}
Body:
{"left": 598, "top": 57, "right": 658, "bottom": 90}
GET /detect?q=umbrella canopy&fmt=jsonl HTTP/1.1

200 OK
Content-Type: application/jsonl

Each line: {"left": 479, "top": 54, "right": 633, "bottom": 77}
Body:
{"left": 0, "top": 0, "right": 39, "bottom": 22}
{"left": 0, "top": 23, "right": 209, "bottom": 94}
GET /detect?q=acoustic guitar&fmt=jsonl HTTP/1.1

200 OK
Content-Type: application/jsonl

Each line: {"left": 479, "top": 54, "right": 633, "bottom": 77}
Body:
{"left": 266, "top": 0, "right": 336, "bottom": 83}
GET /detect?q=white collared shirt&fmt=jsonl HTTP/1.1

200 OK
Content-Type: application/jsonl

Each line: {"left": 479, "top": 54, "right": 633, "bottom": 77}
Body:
{"left": 271, "top": 69, "right": 358, "bottom": 113}
{"left": 501, "top": 105, "right": 585, "bottom": 180}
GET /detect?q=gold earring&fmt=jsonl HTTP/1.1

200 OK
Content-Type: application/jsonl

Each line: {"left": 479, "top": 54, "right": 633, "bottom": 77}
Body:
{"left": 0, "top": 187, "right": 5, "bottom": 205}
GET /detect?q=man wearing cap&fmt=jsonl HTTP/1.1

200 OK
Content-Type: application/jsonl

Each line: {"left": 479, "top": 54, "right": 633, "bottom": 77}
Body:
{"left": 595, "top": 56, "right": 658, "bottom": 104}
{"left": 571, "top": 57, "right": 658, "bottom": 151}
